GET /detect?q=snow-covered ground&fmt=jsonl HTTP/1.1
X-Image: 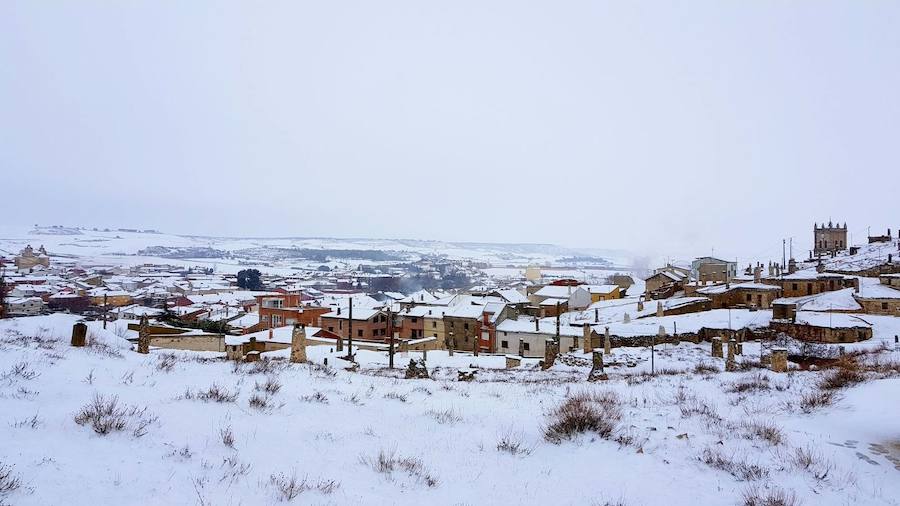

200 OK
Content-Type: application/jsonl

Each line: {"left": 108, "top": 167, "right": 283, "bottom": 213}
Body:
{"left": 1, "top": 314, "right": 899, "bottom": 505}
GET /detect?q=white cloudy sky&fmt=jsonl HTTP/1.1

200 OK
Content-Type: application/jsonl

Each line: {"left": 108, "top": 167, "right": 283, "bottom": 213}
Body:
{"left": 1, "top": 1, "right": 897, "bottom": 261}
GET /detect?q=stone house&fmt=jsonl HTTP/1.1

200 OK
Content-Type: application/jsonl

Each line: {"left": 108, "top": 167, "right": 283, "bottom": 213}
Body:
{"left": 529, "top": 285, "right": 591, "bottom": 310}
{"left": 691, "top": 257, "right": 737, "bottom": 284}
{"left": 584, "top": 284, "right": 621, "bottom": 303}
{"left": 813, "top": 221, "right": 848, "bottom": 256}
{"left": 854, "top": 283, "right": 900, "bottom": 316}
{"left": 764, "top": 270, "right": 858, "bottom": 297}
{"left": 494, "top": 317, "right": 584, "bottom": 357}
{"left": 6, "top": 297, "right": 45, "bottom": 316}
{"left": 770, "top": 312, "right": 872, "bottom": 343}
{"left": 422, "top": 307, "right": 447, "bottom": 347}
{"left": 319, "top": 307, "right": 388, "bottom": 341}
{"left": 14, "top": 245, "right": 50, "bottom": 270}
{"left": 644, "top": 270, "right": 687, "bottom": 296}
{"left": 697, "top": 282, "right": 782, "bottom": 309}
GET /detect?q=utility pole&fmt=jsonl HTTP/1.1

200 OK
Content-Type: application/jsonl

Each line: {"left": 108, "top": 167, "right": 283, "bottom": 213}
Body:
{"left": 347, "top": 297, "right": 353, "bottom": 359}
{"left": 103, "top": 294, "right": 108, "bottom": 330}
{"left": 388, "top": 305, "right": 394, "bottom": 369}
{"left": 0, "top": 264, "right": 7, "bottom": 320}
{"left": 555, "top": 301, "right": 561, "bottom": 344}
{"left": 782, "top": 239, "right": 786, "bottom": 279}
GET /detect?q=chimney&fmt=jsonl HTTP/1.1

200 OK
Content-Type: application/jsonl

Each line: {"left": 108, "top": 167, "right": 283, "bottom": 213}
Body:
{"left": 754, "top": 266, "right": 761, "bottom": 283}
{"left": 534, "top": 317, "right": 539, "bottom": 332}
{"left": 337, "top": 307, "right": 341, "bottom": 315}
{"left": 594, "top": 308, "right": 599, "bottom": 323}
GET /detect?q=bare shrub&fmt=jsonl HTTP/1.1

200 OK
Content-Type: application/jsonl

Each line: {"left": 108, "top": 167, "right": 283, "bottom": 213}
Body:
{"left": 74, "top": 394, "right": 157, "bottom": 437}
{"left": 383, "top": 392, "right": 408, "bottom": 403}
{"left": 693, "top": 362, "right": 719, "bottom": 375}
{"left": 544, "top": 391, "right": 621, "bottom": 443}
{"left": 743, "top": 420, "right": 784, "bottom": 446}
{"left": 699, "top": 448, "right": 769, "bottom": 481}
{"left": 727, "top": 374, "right": 771, "bottom": 394}
{"left": 741, "top": 485, "right": 801, "bottom": 506}
{"left": 255, "top": 376, "right": 282, "bottom": 396}
{"left": 182, "top": 384, "right": 238, "bottom": 403}
{"left": 220, "top": 425, "right": 235, "bottom": 448}
{"left": 0, "top": 461, "right": 22, "bottom": 495}
{"left": 300, "top": 391, "right": 329, "bottom": 404}
{"left": 11, "top": 413, "right": 42, "bottom": 429}
{"left": 798, "top": 390, "right": 835, "bottom": 413}
{"left": 426, "top": 408, "right": 462, "bottom": 425}
{"left": 249, "top": 357, "right": 286, "bottom": 375}
{"left": 3, "top": 361, "right": 39, "bottom": 381}
{"left": 496, "top": 432, "right": 533, "bottom": 456}
{"left": 220, "top": 456, "right": 251, "bottom": 484}
{"left": 360, "top": 449, "right": 438, "bottom": 487}
{"left": 157, "top": 354, "right": 177, "bottom": 372}
{"left": 819, "top": 359, "right": 865, "bottom": 390}
{"left": 270, "top": 472, "right": 339, "bottom": 500}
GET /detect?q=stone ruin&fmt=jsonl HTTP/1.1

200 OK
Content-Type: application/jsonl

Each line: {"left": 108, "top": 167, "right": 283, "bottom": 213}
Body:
{"left": 587, "top": 349, "right": 608, "bottom": 382}
{"left": 405, "top": 358, "right": 429, "bottom": 379}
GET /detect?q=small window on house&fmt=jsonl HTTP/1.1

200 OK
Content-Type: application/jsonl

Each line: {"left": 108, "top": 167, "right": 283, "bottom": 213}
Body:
{"left": 464, "top": 323, "right": 469, "bottom": 330}
{"left": 882, "top": 302, "right": 889, "bottom": 310}
{"left": 328, "top": 327, "right": 333, "bottom": 332}
{"left": 523, "top": 342, "right": 530, "bottom": 351}
{"left": 746, "top": 294, "right": 752, "bottom": 302}
{"left": 432, "top": 322, "right": 436, "bottom": 328}
{"left": 357, "top": 329, "right": 363, "bottom": 337}
{"left": 411, "top": 317, "right": 417, "bottom": 323}
{"left": 792, "top": 283, "right": 798, "bottom": 291}
{"left": 501, "top": 340, "right": 508, "bottom": 348}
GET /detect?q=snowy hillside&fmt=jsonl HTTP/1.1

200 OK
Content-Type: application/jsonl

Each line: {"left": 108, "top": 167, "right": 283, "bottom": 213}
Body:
{"left": 1, "top": 315, "right": 899, "bottom": 505}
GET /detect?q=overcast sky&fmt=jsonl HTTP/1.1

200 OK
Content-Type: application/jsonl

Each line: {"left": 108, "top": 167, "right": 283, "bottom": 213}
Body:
{"left": 1, "top": 1, "right": 898, "bottom": 262}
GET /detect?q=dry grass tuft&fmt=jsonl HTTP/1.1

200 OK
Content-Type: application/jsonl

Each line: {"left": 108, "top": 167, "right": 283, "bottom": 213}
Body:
{"left": 0, "top": 462, "right": 22, "bottom": 496}
{"left": 741, "top": 485, "right": 801, "bottom": 506}
{"left": 798, "top": 390, "right": 836, "bottom": 413}
{"left": 699, "top": 448, "right": 769, "bottom": 481}
{"left": 182, "top": 384, "right": 239, "bottom": 403}
{"left": 727, "top": 374, "right": 771, "bottom": 394}
{"left": 269, "top": 472, "right": 339, "bottom": 500}
{"left": 426, "top": 408, "right": 462, "bottom": 425}
{"left": 544, "top": 391, "right": 621, "bottom": 443}
{"left": 743, "top": 420, "right": 784, "bottom": 446}
{"left": 360, "top": 449, "right": 438, "bottom": 487}
{"left": 74, "top": 394, "right": 157, "bottom": 437}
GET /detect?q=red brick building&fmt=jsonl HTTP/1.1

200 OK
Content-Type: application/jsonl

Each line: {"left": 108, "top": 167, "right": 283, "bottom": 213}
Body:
{"left": 255, "top": 293, "right": 331, "bottom": 329}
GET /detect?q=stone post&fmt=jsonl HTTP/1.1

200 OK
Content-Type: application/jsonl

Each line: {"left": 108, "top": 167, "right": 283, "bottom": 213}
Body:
{"left": 604, "top": 326, "right": 611, "bottom": 355}
{"left": 771, "top": 347, "right": 788, "bottom": 372}
{"left": 518, "top": 338, "right": 525, "bottom": 358}
{"left": 582, "top": 323, "right": 592, "bottom": 354}
{"left": 290, "top": 324, "right": 307, "bottom": 363}
{"left": 587, "top": 349, "right": 608, "bottom": 381}
{"left": 735, "top": 341, "right": 743, "bottom": 355}
{"left": 71, "top": 322, "right": 87, "bottom": 347}
{"left": 505, "top": 355, "right": 521, "bottom": 369}
{"left": 541, "top": 338, "right": 558, "bottom": 370}
{"left": 623, "top": 312, "right": 630, "bottom": 323}
{"left": 726, "top": 339, "right": 736, "bottom": 371}
{"left": 656, "top": 301, "right": 664, "bottom": 317}
{"left": 136, "top": 315, "right": 150, "bottom": 354}
{"left": 711, "top": 337, "right": 723, "bottom": 358}
{"left": 637, "top": 297, "right": 644, "bottom": 312}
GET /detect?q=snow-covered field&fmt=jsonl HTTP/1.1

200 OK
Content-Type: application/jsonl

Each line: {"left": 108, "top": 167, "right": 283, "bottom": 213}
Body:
{"left": 1, "top": 314, "right": 899, "bottom": 505}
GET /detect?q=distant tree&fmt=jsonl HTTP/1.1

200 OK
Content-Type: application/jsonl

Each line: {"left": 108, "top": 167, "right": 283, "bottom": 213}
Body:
{"left": 236, "top": 269, "right": 263, "bottom": 290}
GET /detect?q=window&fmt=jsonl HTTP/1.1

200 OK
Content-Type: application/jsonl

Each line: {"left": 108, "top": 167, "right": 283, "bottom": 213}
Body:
{"left": 357, "top": 329, "right": 363, "bottom": 337}
{"left": 411, "top": 317, "right": 417, "bottom": 323}
{"left": 464, "top": 323, "right": 469, "bottom": 330}
{"left": 328, "top": 327, "right": 333, "bottom": 332}
{"left": 432, "top": 322, "right": 436, "bottom": 328}
{"left": 883, "top": 302, "right": 889, "bottom": 310}
{"left": 523, "top": 342, "right": 530, "bottom": 351}
{"left": 501, "top": 340, "right": 508, "bottom": 348}
{"left": 792, "top": 283, "right": 798, "bottom": 291}
{"left": 746, "top": 294, "right": 752, "bottom": 302}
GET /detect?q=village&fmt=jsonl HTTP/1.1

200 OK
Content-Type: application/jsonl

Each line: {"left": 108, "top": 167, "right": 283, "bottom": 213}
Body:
{"left": 1, "top": 222, "right": 900, "bottom": 505}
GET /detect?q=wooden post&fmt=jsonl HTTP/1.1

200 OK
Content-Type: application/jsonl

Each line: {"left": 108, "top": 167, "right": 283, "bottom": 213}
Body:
{"left": 388, "top": 306, "right": 395, "bottom": 369}
{"left": 136, "top": 315, "right": 150, "bottom": 354}
{"left": 71, "top": 322, "right": 87, "bottom": 347}
{"left": 103, "top": 294, "right": 108, "bottom": 330}
{"left": 346, "top": 297, "right": 353, "bottom": 359}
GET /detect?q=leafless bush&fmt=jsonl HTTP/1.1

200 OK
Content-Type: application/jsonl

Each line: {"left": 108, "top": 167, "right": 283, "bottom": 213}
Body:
{"left": 157, "top": 354, "right": 177, "bottom": 372}
{"left": 220, "top": 456, "right": 251, "bottom": 484}
{"left": 383, "top": 392, "right": 408, "bottom": 403}
{"left": 0, "top": 461, "right": 22, "bottom": 496}
{"left": 360, "top": 449, "right": 438, "bottom": 487}
{"left": 249, "top": 357, "right": 287, "bottom": 375}
{"left": 496, "top": 431, "right": 533, "bottom": 456}
{"left": 693, "top": 362, "right": 719, "bottom": 375}
{"left": 255, "top": 376, "right": 282, "bottom": 396}
{"left": 120, "top": 370, "right": 135, "bottom": 385}
{"left": 727, "top": 374, "right": 771, "bottom": 394}
{"left": 307, "top": 362, "right": 337, "bottom": 378}
{"left": 699, "top": 448, "right": 769, "bottom": 481}
{"left": 819, "top": 359, "right": 865, "bottom": 390}
{"left": 85, "top": 335, "right": 123, "bottom": 358}
{"left": 300, "top": 391, "right": 329, "bottom": 404}
{"left": 3, "top": 361, "right": 39, "bottom": 381}
{"left": 544, "top": 391, "right": 621, "bottom": 443}
{"left": 269, "top": 472, "right": 339, "bottom": 500}
{"left": 74, "top": 394, "right": 157, "bottom": 437}
{"left": 798, "top": 390, "right": 835, "bottom": 413}
{"left": 790, "top": 445, "right": 832, "bottom": 480}
{"left": 343, "top": 393, "right": 362, "bottom": 405}
{"left": 743, "top": 420, "right": 784, "bottom": 446}
{"left": 426, "top": 408, "right": 462, "bottom": 425}
{"left": 678, "top": 397, "right": 723, "bottom": 423}
{"left": 220, "top": 425, "right": 235, "bottom": 448}
{"left": 182, "top": 383, "right": 239, "bottom": 403}
{"left": 741, "top": 485, "right": 801, "bottom": 506}
{"left": 11, "top": 413, "right": 42, "bottom": 429}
